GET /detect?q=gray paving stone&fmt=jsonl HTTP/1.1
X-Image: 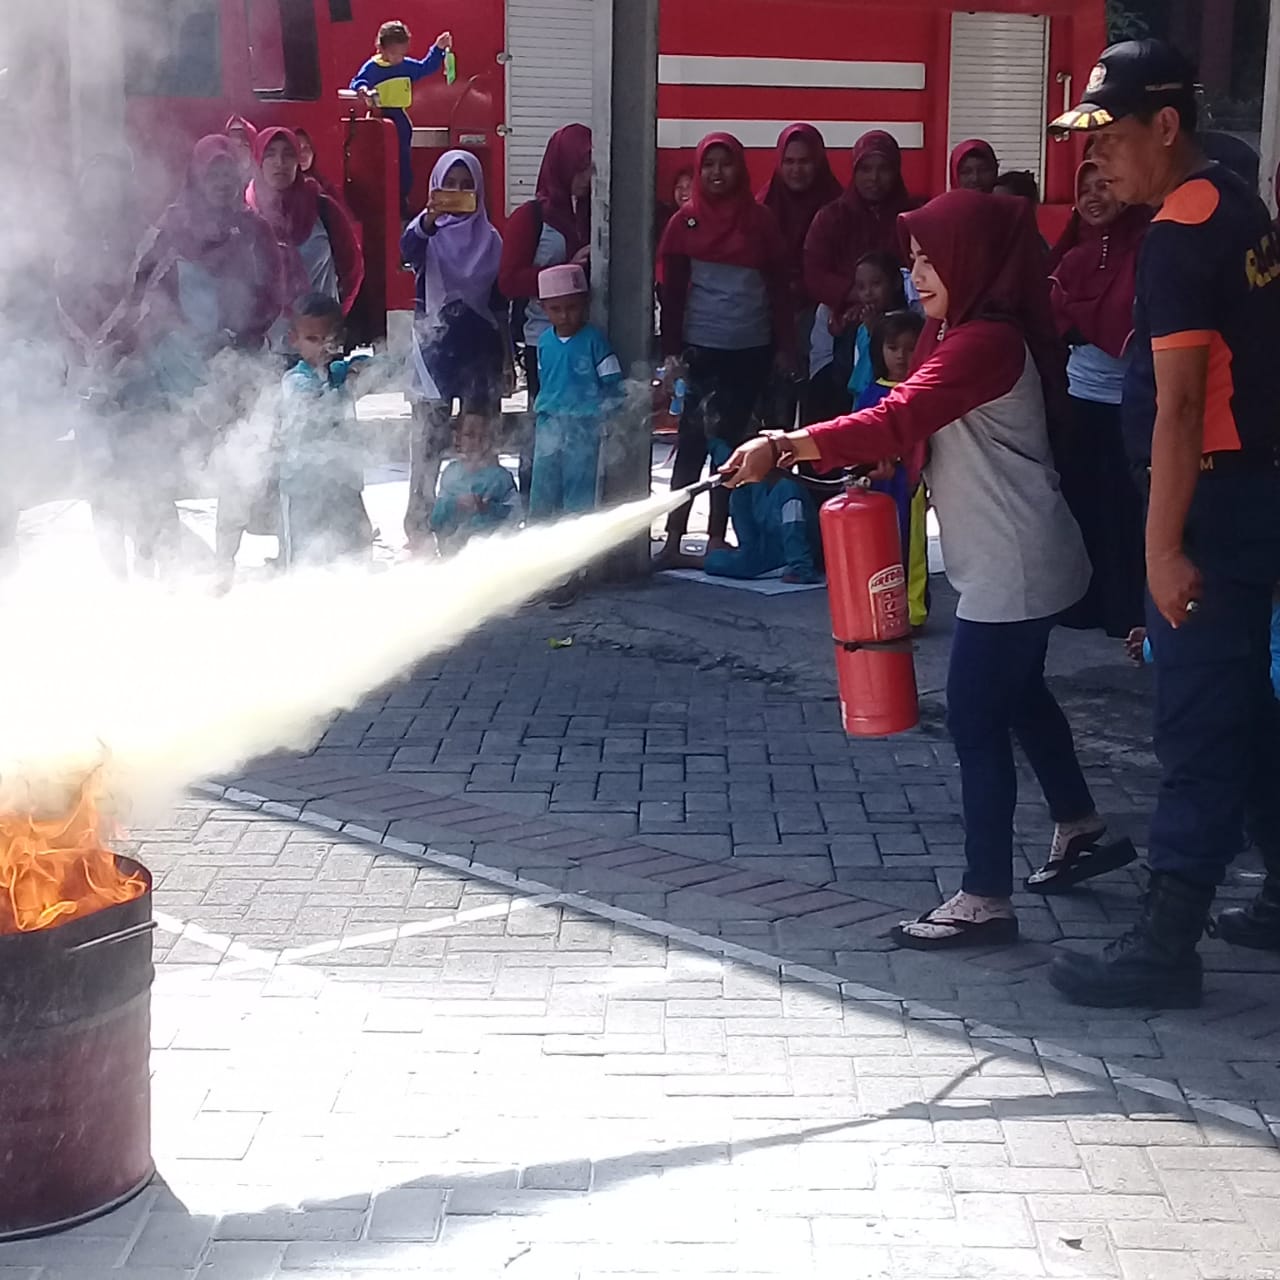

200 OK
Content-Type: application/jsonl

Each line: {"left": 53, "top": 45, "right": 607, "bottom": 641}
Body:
{"left": 366, "top": 1189, "right": 446, "bottom": 1242}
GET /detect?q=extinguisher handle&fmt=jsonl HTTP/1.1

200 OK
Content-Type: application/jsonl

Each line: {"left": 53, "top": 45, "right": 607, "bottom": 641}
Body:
{"left": 844, "top": 465, "right": 875, "bottom": 486}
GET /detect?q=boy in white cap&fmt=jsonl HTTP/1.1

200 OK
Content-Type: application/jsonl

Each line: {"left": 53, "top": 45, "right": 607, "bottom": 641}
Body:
{"left": 530, "top": 263, "right": 623, "bottom": 529}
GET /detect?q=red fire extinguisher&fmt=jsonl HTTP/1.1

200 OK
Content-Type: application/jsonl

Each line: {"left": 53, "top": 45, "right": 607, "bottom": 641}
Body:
{"left": 820, "top": 476, "right": 920, "bottom": 737}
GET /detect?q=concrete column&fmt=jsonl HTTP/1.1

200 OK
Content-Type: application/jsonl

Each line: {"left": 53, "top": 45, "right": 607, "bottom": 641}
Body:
{"left": 1261, "top": 0, "right": 1280, "bottom": 212}
{"left": 68, "top": 0, "right": 128, "bottom": 168}
{"left": 594, "top": 0, "right": 659, "bottom": 577}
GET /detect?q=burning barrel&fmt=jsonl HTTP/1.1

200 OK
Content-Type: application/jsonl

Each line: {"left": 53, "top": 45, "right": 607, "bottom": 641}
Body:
{"left": 0, "top": 786, "right": 154, "bottom": 1239}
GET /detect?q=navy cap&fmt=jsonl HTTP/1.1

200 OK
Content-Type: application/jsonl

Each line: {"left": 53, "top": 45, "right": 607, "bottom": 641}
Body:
{"left": 1049, "top": 39, "right": 1197, "bottom": 134}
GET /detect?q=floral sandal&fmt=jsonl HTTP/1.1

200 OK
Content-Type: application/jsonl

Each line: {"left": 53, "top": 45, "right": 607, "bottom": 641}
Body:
{"left": 1025, "top": 820, "right": 1137, "bottom": 895}
{"left": 890, "top": 892, "right": 1019, "bottom": 951}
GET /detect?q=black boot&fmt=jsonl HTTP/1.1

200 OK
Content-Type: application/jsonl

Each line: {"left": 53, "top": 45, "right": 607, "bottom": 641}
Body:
{"left": 1049, "top": 872, "right": 1214, "bottom": 1009}
{"left": 1215, "top": 847, "right": 1280, "bottom": 952}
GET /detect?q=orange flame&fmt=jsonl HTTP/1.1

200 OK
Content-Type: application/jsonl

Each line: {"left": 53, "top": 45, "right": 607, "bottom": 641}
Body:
{"left": 0, "top": 775, "right": 145, "bottom": 935}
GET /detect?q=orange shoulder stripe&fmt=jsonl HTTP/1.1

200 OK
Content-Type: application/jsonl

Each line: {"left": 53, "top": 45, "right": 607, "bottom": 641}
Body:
{"left": 1154, "top": 179, "right": 1220, "bottom": 226}
{"left": 1152, "top": 330, "right": 1215, "bottom": 351}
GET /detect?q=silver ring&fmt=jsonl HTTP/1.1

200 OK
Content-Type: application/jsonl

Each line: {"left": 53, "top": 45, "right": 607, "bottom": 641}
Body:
{"left": 1185, "top": 600, "right": 1201, "bottom": 615}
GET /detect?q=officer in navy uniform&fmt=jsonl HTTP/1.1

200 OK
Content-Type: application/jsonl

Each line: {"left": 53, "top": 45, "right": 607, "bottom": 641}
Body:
{"left": 1047, "top": 40, "right": 1280, "bottom": 1008}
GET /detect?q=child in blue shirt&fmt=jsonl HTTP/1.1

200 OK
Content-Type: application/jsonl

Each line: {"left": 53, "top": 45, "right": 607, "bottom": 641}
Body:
{"left": 350, "top": 20, "right": 452, "bottom": 218}
{"left": 430, "top": 408, "right": 519, "bottom": 553}
{"left": 530, "top": 263, "right": 622, "bottom": 521}
{"left": 856, "top": 309, "right": 930, "bottom": 628}
{"left": 278, "top": 294, "right": 373, "bottom": 568}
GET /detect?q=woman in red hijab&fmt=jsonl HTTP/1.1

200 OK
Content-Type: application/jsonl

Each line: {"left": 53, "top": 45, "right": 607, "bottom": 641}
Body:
{"left": 1049, "top": 160, "right": 1150, "bottom": 639}
{"left": 724, "top": 191, "right": 1132, "bottom": 947}
{"left": 499, "top": 123, "right": 593, "bottom": 500}
{"left": 247, "top": 126, "right": 365, "bottom": 323}
{"left": 224, "top": 115, "right": 259, "bottom": 182}
{"left": 145, "top": 135, "right": 283, "bottom": 354}
{"left": 654, "top": 131, "right": 795, "bottom": 565}
{"left": 757, "top": 123, "right": 843, "bottom": 428}
{"left": 143, "top": 136, "right": 286, "bottom": 585}
{"left": 949, "top": 139, "right": 999, "bottom": 193}
{"left": 803, "top": 130, "right": 919, "bottom": 420}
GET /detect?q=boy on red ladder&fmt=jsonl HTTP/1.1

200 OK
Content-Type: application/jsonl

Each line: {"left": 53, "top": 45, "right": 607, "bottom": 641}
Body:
{"left": 350, "top": 19, "right": 453, "bottom": 220}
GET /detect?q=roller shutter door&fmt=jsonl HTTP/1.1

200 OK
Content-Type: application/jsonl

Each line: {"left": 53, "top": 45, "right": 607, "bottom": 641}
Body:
{"left": 947, "top": 12, "right": 1049, "bottom": 188}
{"left": 505, "top": 0, "right": 595, "bottom": 212}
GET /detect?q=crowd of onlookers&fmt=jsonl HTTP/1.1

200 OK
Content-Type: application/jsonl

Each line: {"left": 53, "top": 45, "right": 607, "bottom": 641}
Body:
{"left": 649, "top": 119, "right": 1164, "bottom": 640}
{"left": 0, "top": 11, "right": 1221, "bottom": 631}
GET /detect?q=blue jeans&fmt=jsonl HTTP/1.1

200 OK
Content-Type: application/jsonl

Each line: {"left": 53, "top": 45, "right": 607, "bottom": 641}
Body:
{"left": 947, "top": 615, "right": 1095, "bottom": 897}
{"left": 384, "top": 108, "right": 414, "bottom": 202}
{"left": 1145, "top": 466, "right": 1280, "bottom": 885}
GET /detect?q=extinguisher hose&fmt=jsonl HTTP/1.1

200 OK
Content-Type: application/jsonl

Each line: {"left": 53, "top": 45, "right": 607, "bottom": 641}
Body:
{"left": 683, "top": 474, "right": 727, "bottom": 499}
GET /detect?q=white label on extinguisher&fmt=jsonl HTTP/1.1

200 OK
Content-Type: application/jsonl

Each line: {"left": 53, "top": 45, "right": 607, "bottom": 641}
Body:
{"left": 867, "top": 565, "right": 909, "bottom": 640}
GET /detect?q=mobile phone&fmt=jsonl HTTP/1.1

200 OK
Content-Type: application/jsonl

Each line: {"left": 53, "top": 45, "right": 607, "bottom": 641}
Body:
{"left": 432, "top": 188, "right": 478, "bottom": 215}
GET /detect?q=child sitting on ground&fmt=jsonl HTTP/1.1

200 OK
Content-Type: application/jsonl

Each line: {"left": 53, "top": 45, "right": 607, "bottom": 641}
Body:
{"left": 430, "top": 408, "right": 519, "bottom": 553}
{"left": 857, "top": 309, "right": 930, "bottom": 628}
{"left": 277, "top": 294, "right": 373, "bottom": 568}
{"left": 349, "top": 20, "right": 452, "bottom": 219}
{"left": 672, "top": 439, "right": 822, "bottom": 585}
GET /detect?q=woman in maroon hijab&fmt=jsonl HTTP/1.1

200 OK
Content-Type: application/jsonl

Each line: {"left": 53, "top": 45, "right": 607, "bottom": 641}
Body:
{"left": 655, "top": 131, "right": 794, "bottom": 565}
{"left": 757, "top": 123, "right": 843, "bottom": 427}
{"left": 1049, "top": 160, "right": 1150, "bottom": 639}
{"left": 143, "top": 135, "right": 285, "bottom": 584}
{"left": 247, "top": 125, "right": 365, "bottom": 322}
{"left": 724, "top": 191, "right": 1132, "bottom": 948}
{"left": 499, "top": 123, "right": 592, "bottom": 500}
{"left": 803, "top": 130, "right": 918, "bottom": 419}
{"left": 949, "top": 139, "right": 999, "bottom": 193}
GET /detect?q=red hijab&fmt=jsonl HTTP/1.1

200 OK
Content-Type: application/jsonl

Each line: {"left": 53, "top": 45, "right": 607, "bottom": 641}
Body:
{"left": 246, "top": 126, "right": 321, "bottom": 246}
{"left": 1048, "top": 161, "right": 1150, "bottom": 359}
{"left": 900, "top": 190, "right": 1066, "bottom": 420}
{"left": 225, "top": 115, "right": 258, "bottom": 146}
{"left": 757, "top": 123, "right": 842, "bottom": 279}
{"left": 153, "top": 135, "right": 283, "bottom": 343}
{"left": 809, "top": 131, "right": 916, "bottom": 270}
{"left": 536, "top": 123, "right": 592, "bottom": 256}
{"left": 160, "top": 136, "right": 258, "bottom": 264}
{"left": 949, "top": 139, "right": 998, "bottom": 191}
{"left": 659, "top": 132, "right": 784, "bottom": 270}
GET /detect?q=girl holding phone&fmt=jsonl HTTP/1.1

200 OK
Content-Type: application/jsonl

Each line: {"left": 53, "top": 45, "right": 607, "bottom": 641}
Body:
{"left": 401, "top": 150, "right": 515, "bottom": 549}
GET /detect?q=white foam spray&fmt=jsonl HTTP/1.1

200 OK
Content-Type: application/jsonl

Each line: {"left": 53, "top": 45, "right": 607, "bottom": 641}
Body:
{"left": 0, "top": 488, "right": 690, "bottom": 813}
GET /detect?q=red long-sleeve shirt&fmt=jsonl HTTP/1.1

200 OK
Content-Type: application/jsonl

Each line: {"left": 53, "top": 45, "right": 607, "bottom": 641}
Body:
{"left": 806, "top": 320, "right": 1024, "bottom": 472}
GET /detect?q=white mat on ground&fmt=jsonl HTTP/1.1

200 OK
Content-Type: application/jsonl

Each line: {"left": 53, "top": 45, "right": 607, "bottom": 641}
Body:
{"left": 661, "top": 567, "right": 827, "bottom": 595}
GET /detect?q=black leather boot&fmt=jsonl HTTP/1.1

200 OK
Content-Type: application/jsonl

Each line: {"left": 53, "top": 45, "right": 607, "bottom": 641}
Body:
{"left": 1049, "top": 873, "right": 1214, "bottom": 1009}
{"left": 1215, "top": 846, "right": 1280, "bottom": 952}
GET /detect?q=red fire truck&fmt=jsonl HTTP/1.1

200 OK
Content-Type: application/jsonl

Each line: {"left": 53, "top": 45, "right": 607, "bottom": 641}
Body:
{"left": 116, "top": 0, "right": 1106, "bottom": 340}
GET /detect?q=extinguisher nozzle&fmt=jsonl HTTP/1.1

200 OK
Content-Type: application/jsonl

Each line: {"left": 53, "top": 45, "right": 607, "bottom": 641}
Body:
{"left": 683, "top": 474, "right": 727, "bottom": 500}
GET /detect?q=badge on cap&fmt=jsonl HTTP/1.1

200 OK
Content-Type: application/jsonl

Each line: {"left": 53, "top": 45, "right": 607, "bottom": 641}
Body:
{"left": 1086, "top": 63, "right": 1107, "bottom": 94}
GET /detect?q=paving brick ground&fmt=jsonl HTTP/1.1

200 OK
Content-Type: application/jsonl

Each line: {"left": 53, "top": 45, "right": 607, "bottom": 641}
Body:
{"left": 214, "top": 607, "right": 1280, "bottom": 1128}
{"left": 5, "top": 794, "right": 1280, "bottom": 1279}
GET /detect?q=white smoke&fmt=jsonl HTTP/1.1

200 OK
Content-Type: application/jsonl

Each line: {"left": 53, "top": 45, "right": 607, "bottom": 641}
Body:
{"left": 0, "top": 488, "right": 687, "bottom": 814}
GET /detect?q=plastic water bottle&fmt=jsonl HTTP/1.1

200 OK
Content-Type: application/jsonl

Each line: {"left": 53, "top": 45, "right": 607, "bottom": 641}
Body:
{"left": 669, "top": 376, "right": 686, "bottom": 418}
